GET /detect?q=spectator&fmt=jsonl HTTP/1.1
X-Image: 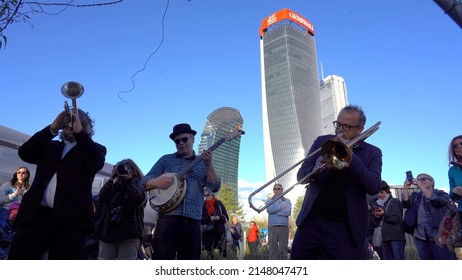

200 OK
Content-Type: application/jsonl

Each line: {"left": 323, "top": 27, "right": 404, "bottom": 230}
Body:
{"left": 201, "top": 188, "right": 229, "bottom": 259}
{"left": 229, "top": 215, "right": 243, "bottom": 259}
{"left": 96, "top": 159, "right": 146, "bottom": 260}
{"left": 247, "top": 221, "right": 259, "bottom": 259}
{"left": 370, "top": 180, "right": 405, "bottom": 259}
{"left": 265, "top": 183, "right": 291, "bottom": 259}
{"left": 402, "top": 173, "right": 456, "bottom": 259}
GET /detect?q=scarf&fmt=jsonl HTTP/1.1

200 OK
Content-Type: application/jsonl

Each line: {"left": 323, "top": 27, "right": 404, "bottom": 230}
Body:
{"left": 206, "top": 197, "right": 217, "bottom": 216}
{"left": 377, "top": 194, "right": 390, "bottom": 206}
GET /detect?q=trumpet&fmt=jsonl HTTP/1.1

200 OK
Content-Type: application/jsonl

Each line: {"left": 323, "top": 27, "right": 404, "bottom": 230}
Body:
{"left": 61, "top": 81, "right": 84, "bottom": 128}
{"left": 248, "top": 121, "right": 381, "bottom": 213}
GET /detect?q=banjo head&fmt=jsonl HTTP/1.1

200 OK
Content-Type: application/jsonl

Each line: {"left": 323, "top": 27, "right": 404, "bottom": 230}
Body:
{"left": 148, "top": 174, "right": 187, "bottom": 213}
{"left": 149, "top": 175, "right": 178, "bottom": 206}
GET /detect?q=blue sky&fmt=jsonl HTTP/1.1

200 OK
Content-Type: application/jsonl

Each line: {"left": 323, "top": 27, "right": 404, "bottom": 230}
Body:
{"left": 1, "top": 1, "right": 461, "bottom": 218}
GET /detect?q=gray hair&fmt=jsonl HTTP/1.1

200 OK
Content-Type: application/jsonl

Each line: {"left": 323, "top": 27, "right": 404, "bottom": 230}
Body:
{"left": 204, "top": 187, "right": 215, "bottom": 197}
{"left": 341, "top": 105, "right": 366, "bottom": 126}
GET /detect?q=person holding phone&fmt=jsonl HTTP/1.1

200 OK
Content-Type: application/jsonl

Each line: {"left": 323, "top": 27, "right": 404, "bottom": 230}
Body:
{"left": 402, "top": 173, "right": 456, "bottom": 260}
{"left": 369, "top": 180, "right": 405, "bottom": 259}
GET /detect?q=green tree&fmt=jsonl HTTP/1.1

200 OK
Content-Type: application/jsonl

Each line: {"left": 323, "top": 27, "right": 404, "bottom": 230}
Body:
{"left": 292, "top": 195, "right": 304, "bottom": 222}
{"left": 215, "top": 183, "right": 245, "bottom": 220}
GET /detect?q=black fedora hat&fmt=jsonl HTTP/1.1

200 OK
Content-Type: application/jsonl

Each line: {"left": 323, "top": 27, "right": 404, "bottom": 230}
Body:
{"left": 169, "top": 123, "right": 197, "bottom": 140}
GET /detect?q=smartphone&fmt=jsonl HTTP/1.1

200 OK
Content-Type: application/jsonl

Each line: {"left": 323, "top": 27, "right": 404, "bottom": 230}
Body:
{"left": 406, "top": 170, "right": 414, "bottom": 183}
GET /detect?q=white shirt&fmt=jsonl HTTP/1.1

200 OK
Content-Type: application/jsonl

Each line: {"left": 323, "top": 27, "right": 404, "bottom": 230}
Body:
{"left": 41, "top": 140, "right": 77, "bottom": 208}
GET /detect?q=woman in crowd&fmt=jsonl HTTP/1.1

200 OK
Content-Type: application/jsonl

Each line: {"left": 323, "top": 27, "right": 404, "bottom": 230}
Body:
{"left": 402, "top": 172, "right": 456, "bottom": 259}
{"left": 370, "top": 180, "right": 405, "bottom": 259}
{"left": 247, "top": 220, "right": 259, "bottom": 259}
{"left": 201, "top": 188, "right": 229, "bottom": 259}
{"left": 96, "top": 159, "right": 146, "bottom": 260}
{"left": 448, "top": 135, "right": 462, "bottom": 213}
{"left": 0, "top": 166, "right": 30, "bottom": 259}
{"left": 0, "top": 167, "right": 30, "bottom": 223}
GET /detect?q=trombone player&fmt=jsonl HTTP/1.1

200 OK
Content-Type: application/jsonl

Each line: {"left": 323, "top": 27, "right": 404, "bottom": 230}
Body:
{"left": 290, "top": 105, "right": 382, "bottom": 260}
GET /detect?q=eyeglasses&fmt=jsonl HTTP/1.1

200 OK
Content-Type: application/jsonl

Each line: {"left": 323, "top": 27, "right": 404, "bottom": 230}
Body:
{"left": 333, "top": 121, "right": 360, "bottom": 131}
{"left": 452, "top": 142, "right": 462, "bottom": 149}
{"left": 204, "top": 194, "right": 210, "bottom": 197}
{"left": 174, "top": 136, "right": 192, "bottom": 144}
{"left": 417, "top": 177, "right": 430, "bottom": 182}
{"left": 16, "top": 171, "right": 27, "bottom": 175}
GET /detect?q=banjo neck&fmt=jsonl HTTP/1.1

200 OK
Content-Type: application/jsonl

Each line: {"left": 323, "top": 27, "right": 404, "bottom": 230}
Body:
{"left": 176, "top": 137, "right": 226, "bottom": 179}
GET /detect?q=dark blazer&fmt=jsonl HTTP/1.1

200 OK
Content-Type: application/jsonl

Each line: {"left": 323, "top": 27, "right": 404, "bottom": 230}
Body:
{"left": 296, "top": 134, "right": 382, "bottom": 247}
{"left": 371, "top": 196, "right": 405, "bottom": 241}
{"left": 15, "top": 125, "right": 107, "bottom": 234}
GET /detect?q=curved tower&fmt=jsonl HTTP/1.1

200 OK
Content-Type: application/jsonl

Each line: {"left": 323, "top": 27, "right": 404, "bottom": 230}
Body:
{"left": 260, "top": 9, "right": 322, "bottom": 197}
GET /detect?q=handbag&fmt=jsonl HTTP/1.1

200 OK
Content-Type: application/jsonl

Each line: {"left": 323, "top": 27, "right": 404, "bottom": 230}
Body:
{"left": 218, "top": 205, "right": 232, "bottom": 242}
{"left": 436, "top": 202, "right": 462, "bottom": 250}
{"left": 371, "top": 226, "right": 383, "bottom": 247}
{"left": 371, "top": 198, "right": 392, "bottom": 247}
{"left": 224, "top": 222, "right": 232, "bottom": 242}
{"left": 403, "top": 195, "right": 421, "bottom": 234}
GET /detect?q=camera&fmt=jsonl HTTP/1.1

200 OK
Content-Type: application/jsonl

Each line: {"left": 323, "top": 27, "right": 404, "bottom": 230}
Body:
{"left": 116, "top": 164, "right": 130, "bottom": 175}
{"left": 110, "top": 206, "right": 122, "bottom": 224}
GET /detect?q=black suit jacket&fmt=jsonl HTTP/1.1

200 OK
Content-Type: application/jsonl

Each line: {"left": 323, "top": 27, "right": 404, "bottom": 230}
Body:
{"left": 15, "top": 125, "right": 107, "bottom": 234}
{"left": 296, "top": 134, "right": 382, "bottom": 247}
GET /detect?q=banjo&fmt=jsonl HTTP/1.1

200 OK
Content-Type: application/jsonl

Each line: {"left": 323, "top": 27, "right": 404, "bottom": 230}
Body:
{"left": 148, "top": 126, "right": 244, "bottom": 213}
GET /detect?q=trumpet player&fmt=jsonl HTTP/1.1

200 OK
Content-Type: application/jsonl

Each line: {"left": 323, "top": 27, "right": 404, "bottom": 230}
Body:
{"left": 290, "top": 105, "right": 382, "bottom": 260}
{"left": 8, "top": 108, "right": 107, "bottom": 260}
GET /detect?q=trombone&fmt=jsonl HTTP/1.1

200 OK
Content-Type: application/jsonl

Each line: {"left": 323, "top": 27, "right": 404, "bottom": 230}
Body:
{"left": 248, "top": 121, "right": 381, "bottom": 213}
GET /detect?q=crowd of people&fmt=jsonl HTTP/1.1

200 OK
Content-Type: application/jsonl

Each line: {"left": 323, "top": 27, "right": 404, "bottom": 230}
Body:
{"left": 1, "top": 104, "right": 461, "bottom": 260}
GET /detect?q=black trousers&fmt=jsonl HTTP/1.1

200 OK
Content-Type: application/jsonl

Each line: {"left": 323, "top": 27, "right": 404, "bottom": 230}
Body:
{"left": 291, "top": 215, "right": 366, "bottom": 260}
{"left": 152, "top": 215, "right": 201, "bottom": 260}
{"left": 8, "top": 206, "right": 87, "bottom": 260}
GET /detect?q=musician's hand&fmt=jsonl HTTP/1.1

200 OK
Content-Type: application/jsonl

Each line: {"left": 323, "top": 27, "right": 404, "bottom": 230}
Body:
{"left": 314, "top": 156, "right": 326, "bottom": 171}
{"left": 155, "top": 173, "right": 175, "bottom": 189}
{"left": 201, "top": 150, "right": 213, "bottom": 165}
{"left": 50, "top": 111, "right": 67, "bottom": 133}
{"left": 71, "top": 109, "right": 82, "bottom": 133}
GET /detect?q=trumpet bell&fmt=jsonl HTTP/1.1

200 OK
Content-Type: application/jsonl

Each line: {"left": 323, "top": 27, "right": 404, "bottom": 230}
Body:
{"left": 61, "top": 81, "right": 84, "bottom": 99}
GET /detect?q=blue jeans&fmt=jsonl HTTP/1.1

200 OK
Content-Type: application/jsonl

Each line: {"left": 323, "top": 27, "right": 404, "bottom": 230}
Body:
{"left": 415, "top": 238, "right": 457, "bottom": 260}
{"left": 381, "top": 240, "right": 405, "bottom": 260}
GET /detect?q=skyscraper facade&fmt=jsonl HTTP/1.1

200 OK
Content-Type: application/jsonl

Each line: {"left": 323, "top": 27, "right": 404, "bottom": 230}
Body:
{"left": 320, "top": 74, "right": 349, "bottom": 135}
{"left": 260, "top": 9, "right": 322, "bottom": 198}
{"left": 197, "top": 107, "right": 244, "bottom": 196}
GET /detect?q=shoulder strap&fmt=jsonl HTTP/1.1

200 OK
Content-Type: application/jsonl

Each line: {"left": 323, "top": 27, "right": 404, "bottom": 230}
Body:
{"left": 379, "top": 198, "right": 393, "bottom": 226}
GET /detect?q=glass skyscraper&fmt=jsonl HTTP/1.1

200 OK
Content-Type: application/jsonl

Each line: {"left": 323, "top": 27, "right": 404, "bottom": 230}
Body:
{"left": 197, "top": 107, "right": 244, "bottom": 196}
{"left": 320, "top": 74, "right": 349, "bottom": 135}
{"left": 260, "top": 9, "right": 322, "bottom": 198}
